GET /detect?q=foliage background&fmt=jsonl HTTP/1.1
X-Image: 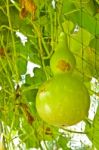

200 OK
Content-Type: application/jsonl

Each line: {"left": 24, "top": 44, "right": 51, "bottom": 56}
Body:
{"left": 0, "top": 0, "right": 99, "bottom": 149}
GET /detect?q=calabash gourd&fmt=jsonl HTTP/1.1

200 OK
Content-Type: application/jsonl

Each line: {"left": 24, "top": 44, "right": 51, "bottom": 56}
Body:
{"left": 50, "top": 32, "right": 76, "bottom": 75}
{"left": 36, "top": 74, "right": 90, "bottom": 127}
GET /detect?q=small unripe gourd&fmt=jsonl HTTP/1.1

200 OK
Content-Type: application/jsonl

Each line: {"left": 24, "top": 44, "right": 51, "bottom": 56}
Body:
{"left": 50, "top": 32, "right": 76, "bottom": 75}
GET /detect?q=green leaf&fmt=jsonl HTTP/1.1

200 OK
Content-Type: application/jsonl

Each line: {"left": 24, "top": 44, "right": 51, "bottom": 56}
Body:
{"left": 88, "top": 38, "right": 99, "bottom": 77}
{"left": 89, "top": 37, "right": 99, "bottom": 53}
{"left": 28, "top": 45, "right": 41, "bottom": 65}
{"left": 67, "top": 10, "right": 99, "bottom": 35}
{"left": 19, "top": 119, "right": 40, "bottom": 148}
{"left": 16, "top": 57, "right": 27, "bottom": 75}
{"left": 9, "top": 5, "right": 34, "bottom": 36}
{"left": 25, "top": 74, "right": 34, "bottom": 85}
{"left": 72, "top": 0, "right": 96, "bottom": 16}
{"left": 69, "top": 27, "right": 91, "bottom": 52}
{"left": 0, "top": 9, "right": 8, "bottom": 26}
{"left": 57, "top": 135, "right": 70, "bottom": 150}
{"left": 62, "top": 20, "right": 75, "bottom": 34}
{"left": 93, "top": 103, "right": 99, "bottom": 128}
{"left": 15, "top": 41, "right": 29, "bottom": 58}
{"left": 32, "top": 67, "right": 47, "bottom": 86}
{"left": 23, "top": 87, "right": 37, "bottom": 103}
{"left": 25, "top": 68, "right": 46, "bottom": 87}
{"left": 35, "top": 121, "right": 58, "bottom": 141}
{"left": 62, "top": 0, "right": 76, "bottom": 14}
{"left": 86, "top": 104, "right": 99, "bottom": 150}
{"left": 0, "top": 0, "right": 5, "bottom": 5}
{"left": 15, "top": 39, "right": 41, "bottom": 66}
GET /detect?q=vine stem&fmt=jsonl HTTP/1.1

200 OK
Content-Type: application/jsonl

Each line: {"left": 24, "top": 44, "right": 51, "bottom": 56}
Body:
{"left": 6, "top": 0, "right": 19, "bottom": 82}
{"left": 31, "top": 22, "right": 50, "bottom": 80}
{"left": 61, "top": 127, "right": 87, "bottom": 135}
{"left": 0, "top": 25, "right": 17, "bottom": 32}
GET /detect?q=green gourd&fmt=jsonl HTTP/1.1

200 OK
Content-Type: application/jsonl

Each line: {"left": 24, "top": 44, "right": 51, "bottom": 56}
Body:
{"left": 50, "top": 32, "right": 76, "bottom": 75}
{"left": 36, "top": 74, "right": 90, "bottom": 127}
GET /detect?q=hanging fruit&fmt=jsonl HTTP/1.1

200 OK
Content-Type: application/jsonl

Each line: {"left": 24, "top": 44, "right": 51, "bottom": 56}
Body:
{"left": 36, "top": 74, "right": 90, "bottom": 127}
{"left": 50, "top": 32, "right": 76, "bottom": 75}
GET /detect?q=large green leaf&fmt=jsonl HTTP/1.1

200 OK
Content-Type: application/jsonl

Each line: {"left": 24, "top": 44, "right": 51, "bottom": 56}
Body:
{"left": 86, "top": 103, "right": 99, "bottom": 150}
{"left": 62, "top": 0, "right": 76, "bottom": 14}
{"left": 72, "top": 0, "right": 96, "bottom": 16}
{"left": 25, "top": 67, "right": 46, "bottom": 87}
{"left": 18, "top": 118, "right": 40, "bottom": 148}
{"left": 57, "top": 135, "right": 70, "bottom": 150}
{"left": 66, "top": 10, "right": 99, "bottom": 35}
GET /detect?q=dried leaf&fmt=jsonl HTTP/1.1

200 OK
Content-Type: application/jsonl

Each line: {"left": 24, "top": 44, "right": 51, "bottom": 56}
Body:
{"left": 0, "top": 48, "right": 5, "bottom": 56}
{"left": 21, "top": 103, "right": 35, "bottom": 125}
{"left": 19, "top": 0, "right": 36, "bottom": 19}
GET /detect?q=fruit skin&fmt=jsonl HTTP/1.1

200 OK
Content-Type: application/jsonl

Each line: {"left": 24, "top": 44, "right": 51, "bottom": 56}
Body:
{"left": 36, "top": 74, "right": 90, "bottom": 127}
{"left": 50, "top": 32, "right": 76, "bottom": 75}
